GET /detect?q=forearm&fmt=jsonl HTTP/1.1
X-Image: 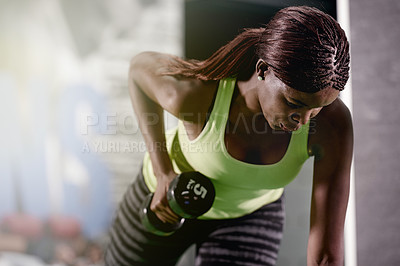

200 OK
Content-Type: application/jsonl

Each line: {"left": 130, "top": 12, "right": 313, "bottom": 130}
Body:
{"left": 128, "top": 66, "right": 174, "bottom": 179}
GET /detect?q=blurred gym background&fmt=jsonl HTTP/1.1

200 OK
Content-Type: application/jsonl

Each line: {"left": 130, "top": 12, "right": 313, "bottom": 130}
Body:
{"left": 0, "top": 0, "right": 399, "bottom": 265}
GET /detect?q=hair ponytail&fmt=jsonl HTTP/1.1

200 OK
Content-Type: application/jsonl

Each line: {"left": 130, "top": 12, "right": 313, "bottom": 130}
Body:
{"left": 164, "top": 28, "right": 263, "bottom": 80}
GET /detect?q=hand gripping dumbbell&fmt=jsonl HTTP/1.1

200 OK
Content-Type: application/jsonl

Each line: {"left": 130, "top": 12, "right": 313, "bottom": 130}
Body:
{"left": 140, "top": 171, "right": 215, "bottom": 236}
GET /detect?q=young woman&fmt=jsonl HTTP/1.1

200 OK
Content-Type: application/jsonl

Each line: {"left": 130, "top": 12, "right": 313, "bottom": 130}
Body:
{"left": 105, "top": 6, "right": 353, "bottom": 266}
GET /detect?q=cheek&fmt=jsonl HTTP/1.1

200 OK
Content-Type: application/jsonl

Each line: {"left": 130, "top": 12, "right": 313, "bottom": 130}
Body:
{"left": 273, "top": 103, "right": 291, "bottom": 118}
{"left": 260, "top": 93, "right": 288, "bottom": 121}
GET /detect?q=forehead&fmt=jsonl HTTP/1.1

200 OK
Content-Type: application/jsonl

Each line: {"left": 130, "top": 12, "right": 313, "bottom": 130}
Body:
{"left": 283, "top": 86, "right": 340, "bottom": 108}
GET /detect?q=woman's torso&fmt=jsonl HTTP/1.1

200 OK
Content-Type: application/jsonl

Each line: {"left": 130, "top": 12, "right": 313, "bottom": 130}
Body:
{"left": 160, "top": 78, "right": 310, "bottom": 219}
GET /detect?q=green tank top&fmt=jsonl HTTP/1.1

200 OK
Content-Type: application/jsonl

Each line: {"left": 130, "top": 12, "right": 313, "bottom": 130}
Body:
{"left": 142, "top": 77, "right": 311, "bottom": 219}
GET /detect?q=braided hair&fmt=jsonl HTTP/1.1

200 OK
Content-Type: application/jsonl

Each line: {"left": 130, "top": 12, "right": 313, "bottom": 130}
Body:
{"left": 165, "top": 6, "right": 350, "bottom": 93}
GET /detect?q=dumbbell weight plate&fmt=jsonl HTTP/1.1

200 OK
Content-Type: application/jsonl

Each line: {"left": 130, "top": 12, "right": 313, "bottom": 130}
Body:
{"left": 167, "top": 172, "right": 215, "bottom": 219}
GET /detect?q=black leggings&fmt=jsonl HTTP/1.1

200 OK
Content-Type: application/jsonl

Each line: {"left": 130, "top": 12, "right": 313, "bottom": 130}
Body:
{"left": 105, "top": 169, "right": 285, "bottom": 266}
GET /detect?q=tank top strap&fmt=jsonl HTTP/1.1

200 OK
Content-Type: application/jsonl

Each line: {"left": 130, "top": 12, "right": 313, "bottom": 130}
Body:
{"left": 208, "top": 77, "right": 236, "bottom": 130}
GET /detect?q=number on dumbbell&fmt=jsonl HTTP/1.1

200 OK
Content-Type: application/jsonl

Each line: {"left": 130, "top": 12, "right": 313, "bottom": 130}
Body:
{"left": 193, "top": 184, "right": 207, "bottom": 199}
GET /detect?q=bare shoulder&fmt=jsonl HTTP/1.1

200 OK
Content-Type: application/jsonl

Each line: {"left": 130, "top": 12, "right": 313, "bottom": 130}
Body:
{"left": 318, "top": 97, "right": 352, "bottom": 130}
{"left": 130, "top": 51, "right": 178, "bottom": 72}
{"left": 129, "top": 51, "right": 218, "bottom": 122}
{"left": 309, "top": 97, "right": 354, "bottom": 159}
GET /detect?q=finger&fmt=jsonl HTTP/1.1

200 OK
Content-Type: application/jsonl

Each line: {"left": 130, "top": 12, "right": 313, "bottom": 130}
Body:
{"left": 160, "top": 209, "right": 180, "bottom": 224}
{"left": 153, "top": 205, "right": 180, "bottom": 224}
{"left": 164, "top": 206, "right": 180, "bottom": 220}
{"left": 154, "top": 208, "right": 179, "bottom": 224}
{"left": 155, "top": 212, "right": 178, "bottom": 224}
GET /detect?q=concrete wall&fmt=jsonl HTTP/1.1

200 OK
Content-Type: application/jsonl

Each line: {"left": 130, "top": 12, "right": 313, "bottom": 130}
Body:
{"left": 350, "top": 0, "right": 400, "bottom": 265}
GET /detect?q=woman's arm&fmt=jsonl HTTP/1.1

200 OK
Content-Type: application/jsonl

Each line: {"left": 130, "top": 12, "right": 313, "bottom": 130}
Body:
{"left": 128, "top": 52, "right": 215, "bottom": 223}
{"left": 307, "top": 98, "right": 354, "bottom": 265}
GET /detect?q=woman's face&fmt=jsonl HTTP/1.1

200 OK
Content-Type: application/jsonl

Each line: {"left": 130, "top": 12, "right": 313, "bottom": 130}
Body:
{"left": 257, "top": 70, "right": 340, "bottom": 132}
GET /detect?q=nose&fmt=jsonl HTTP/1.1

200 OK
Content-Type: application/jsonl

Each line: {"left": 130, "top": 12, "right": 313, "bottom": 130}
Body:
{"left": 290, "top": 110, "right": 312, "bottom": 125}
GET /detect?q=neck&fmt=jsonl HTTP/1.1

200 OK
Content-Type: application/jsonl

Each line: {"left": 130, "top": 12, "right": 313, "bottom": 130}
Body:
{"left": 235, "top": 72, "right": 262, "bottom": 115}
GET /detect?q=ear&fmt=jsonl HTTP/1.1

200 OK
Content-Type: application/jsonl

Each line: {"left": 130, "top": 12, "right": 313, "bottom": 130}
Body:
{"left": 255, "top": 59, "right": 269, "bottom": 79}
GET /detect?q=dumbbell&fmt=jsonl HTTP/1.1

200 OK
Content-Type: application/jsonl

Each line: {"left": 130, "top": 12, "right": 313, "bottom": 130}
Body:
{"left": 140, "top": 171, "right": 215, "bottom": 236}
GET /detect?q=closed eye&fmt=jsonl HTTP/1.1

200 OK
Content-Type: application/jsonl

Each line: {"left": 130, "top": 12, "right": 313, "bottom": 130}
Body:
{"left": 286, "top": 101, "right": 302, "bottom": 109}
